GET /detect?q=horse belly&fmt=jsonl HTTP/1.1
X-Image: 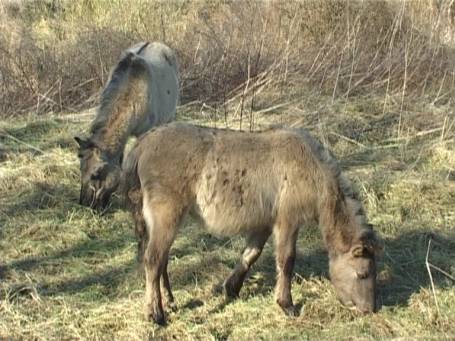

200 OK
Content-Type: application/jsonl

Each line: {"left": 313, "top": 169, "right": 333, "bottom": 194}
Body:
{"left": 195, "top": 175, "right": 278, "bottom": 236}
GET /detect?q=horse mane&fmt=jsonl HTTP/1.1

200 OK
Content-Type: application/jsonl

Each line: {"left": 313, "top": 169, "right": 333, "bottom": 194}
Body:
{"left": 90, "top": 43, "right": 150, "bottom": 137}
{"left": 301, "top": 131, "right": 359, "bottom": 199}
{"left": 292, "top": 128, "right": 370, "bottom": 252}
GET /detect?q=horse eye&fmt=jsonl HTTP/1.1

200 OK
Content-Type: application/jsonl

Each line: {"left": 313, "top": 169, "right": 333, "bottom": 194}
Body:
{"left": 356, "top": 271, "right": 369, "bottom": 279}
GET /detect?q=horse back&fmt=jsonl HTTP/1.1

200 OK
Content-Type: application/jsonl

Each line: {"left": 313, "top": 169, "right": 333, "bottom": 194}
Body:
{"left": 135, "top": 123, "right": 322, "bottom": 236}
{"left": 130, "top": 42, "right": 179, "bottom": 135}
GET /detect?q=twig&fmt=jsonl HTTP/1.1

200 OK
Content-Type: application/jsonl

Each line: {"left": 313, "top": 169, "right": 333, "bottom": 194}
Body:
{"left": 239, "top": 48, "right": 252, "bottom": 131}
{"left": 383, "top": 127, "right": 444, "bottom": 143}
{"left": 331, "top": 43, "right": 346, "bottom": 104}
{"left": 0, "top": 130, "right": 44, "bottom": 154}
{"left": 432, "top": 70, "right": 448, "bottom": 106}
{"left": 425, "top": 237, "right": 440, "bottom": 315}
{"left": 254, "top": 101, "right": 293, "bottom": 115}
{"left": 329, "top": 131, "right": 367, "bottom": 149}
{"left": 429, "top": 263, "right": 455, "bottom": 282}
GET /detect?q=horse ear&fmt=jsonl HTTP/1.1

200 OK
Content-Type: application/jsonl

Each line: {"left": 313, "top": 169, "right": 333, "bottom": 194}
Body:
{"left": 358, "top": 229, "right": 384, "bottom": 255}
{"left": 351, "top": 245, "right": 365, "bottom": 257}
{"left": 112, "top": 52, "right": 136, "bottom": 77}
{"left": 74, "top": 136, "right": 86, "bottom": 147}
{"left": 123, "top": 52, "right": 136, "bottom": 65}
{"left": 74, "top": 136, "right": 94, "bottom": 149}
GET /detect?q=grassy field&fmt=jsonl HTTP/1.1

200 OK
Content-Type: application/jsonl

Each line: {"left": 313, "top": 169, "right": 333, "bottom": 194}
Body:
{"left": 0, "top": 96, "right": 454, "bottom": 340}
{"left": 1, "top": 0, "right": 454, "bottom": 339}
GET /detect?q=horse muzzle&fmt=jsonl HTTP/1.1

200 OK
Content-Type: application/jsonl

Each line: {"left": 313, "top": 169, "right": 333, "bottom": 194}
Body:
{"left": 79, "top": 185, "right": 102, "bottom": 210}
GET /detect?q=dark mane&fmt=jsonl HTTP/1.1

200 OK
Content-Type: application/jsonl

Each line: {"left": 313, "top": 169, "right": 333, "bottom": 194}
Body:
{"left": 295, "top": 128, "right": 368, "bottom": 224}
{"left": 295, "top": 129, "right": 354, "bottom": 192}
{"left": 90, "top": 43, "right": 150, "bottom": 136}
{"left": 90, "top": 56, "right": 132, "bottom": 135}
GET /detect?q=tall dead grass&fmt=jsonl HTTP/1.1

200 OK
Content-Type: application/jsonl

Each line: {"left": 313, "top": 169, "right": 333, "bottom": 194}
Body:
{"left": 0, "top": 0, "right": 454, "bottom": 116}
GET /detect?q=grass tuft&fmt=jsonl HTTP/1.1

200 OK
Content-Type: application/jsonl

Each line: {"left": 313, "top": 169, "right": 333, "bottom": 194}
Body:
{"left": 1, "top": 94, "right": 454, "bottom": 339}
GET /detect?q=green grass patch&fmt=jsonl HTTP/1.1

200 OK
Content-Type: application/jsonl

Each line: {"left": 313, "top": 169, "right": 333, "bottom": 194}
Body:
{"left": 1, "top": 100, "right": 454, "bottom": 339}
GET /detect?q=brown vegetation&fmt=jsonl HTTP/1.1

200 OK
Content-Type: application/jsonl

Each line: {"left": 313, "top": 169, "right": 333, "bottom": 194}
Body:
{"left": 0, "top": 1, "right": 454, "bottom": 338}
{"left": 0, "top": 0, "right": 454, "bottom": 116}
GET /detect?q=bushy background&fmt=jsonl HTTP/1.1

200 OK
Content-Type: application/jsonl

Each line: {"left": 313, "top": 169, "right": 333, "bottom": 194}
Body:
{"left": 0, "top": 0, "right": 453, "bottom": 116}
{"left": 0, "top": 1, "right": 454, "bottom": 339}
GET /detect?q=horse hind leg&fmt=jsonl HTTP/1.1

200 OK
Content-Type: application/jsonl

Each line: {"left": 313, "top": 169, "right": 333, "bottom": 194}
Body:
{"left": 161, "top": 256, "right": 176, "bottom": 310}
{"left": 136, "top": 206, "right": 175, "bottom": 310}
{"left": 142, "top": 194, "right": 182, "bottom": 325}
{"left": 133, "top": 192, "right": 174, "bottom": 307}
{"left": 223, "top": 230, "right": 271, "bottom": 299}
{"left": 274, "top": 221, "right": 298, "bottom": 316}
{"left": 135, "top": 212, "right": 147, "bottom": 265}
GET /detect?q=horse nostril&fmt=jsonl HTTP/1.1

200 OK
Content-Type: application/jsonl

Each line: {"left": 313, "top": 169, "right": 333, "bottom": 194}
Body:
{"left": 356, "top": 272, "right": 369, "bottom": 279}
{"left": 352, "top": 298, "right": 374, "bottom": 314}
{"left": 357, "top": 305, "right": 374, "bottom": 314}
{"left": 357, "top": 307, "right": 368, "bottom": 314}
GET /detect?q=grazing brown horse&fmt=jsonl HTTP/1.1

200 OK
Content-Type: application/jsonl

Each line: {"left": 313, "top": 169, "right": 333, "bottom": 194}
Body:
{"left": 122, "top": 122, "right": 382, "bottom": 325}
{"left": 75, "top": 41, "right": 179, "bottom": 211}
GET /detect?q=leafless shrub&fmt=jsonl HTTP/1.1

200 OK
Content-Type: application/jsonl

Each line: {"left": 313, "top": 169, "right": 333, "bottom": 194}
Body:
{"left": 0, "top": 0, "right": 453, "bottom": 117}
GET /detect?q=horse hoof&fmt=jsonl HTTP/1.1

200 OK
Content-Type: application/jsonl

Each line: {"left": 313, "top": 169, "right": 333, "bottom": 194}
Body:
{"left": 145, "top": 306, "right": 166, "bottom": 326}
{"left": 154, "top": 315, "right": 166, "bottom": 326}
{"left": 223, "top": 281, "right": 240, "bottom": 299}
{"left": 150, "top": 312, "right": 166, "bottom": 326}
{"left": 282, "top": 305, "right": 298, "bottom": 317}
{"left": 224, "top": 288, "right": 240, "bottom": 300}
{"left": 277, "top": 300, "right": 298, "bottom": 317}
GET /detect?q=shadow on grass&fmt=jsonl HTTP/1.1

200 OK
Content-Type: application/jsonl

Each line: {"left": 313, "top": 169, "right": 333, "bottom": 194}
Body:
{"left": 2, "top": 221, "right": 453, "bottom": 310}
{"left": 166, "top": 228, "right": 454, "bottom": 313}
{"left": 2, "top": 181, "right": 78, "bottom": 219}
{"left": 0, "top": 118, "right": 79, "bottom": 160}
{"left": 39, "top": 261, "right": 136, "bottom": 297}
{"left": 2, "top": 237, "right": 128, "bottom": 274}
{"left": 378, "top": 230, "right": 455, "bottom": 308}
{"left": 1, "top": 235, "right": 136, "bottom": 298}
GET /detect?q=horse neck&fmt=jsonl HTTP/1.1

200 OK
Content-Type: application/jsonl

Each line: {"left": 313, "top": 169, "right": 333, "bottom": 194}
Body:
{"left": 92, "top": 69, "right": 147, "bottom": 157}
{"left": 91, "top": 80, "right": 147, "bottom": 158}
{"left": 90, "top": 114, "right": 131, "bottom": 159}
{"left": 318, "top": 180, "right": 358, "bottom": 256}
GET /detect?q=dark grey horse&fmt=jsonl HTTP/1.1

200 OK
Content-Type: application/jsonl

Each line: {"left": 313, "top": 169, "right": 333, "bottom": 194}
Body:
{"left": 75, "top": 42, "right": 179, "bottom": 210}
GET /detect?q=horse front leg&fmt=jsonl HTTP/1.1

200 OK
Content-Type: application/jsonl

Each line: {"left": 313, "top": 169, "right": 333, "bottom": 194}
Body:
{"left": 223, "top": 230, "right": 271, "bottom": 299}
{"left": 274, "top": 222, "right": 298, "bottom": 316}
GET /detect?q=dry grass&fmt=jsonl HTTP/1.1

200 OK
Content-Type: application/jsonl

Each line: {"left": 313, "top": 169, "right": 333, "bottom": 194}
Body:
{"left": 1, "top": 93, "right": 454, "bottom": 339}
{"left": 0, "top": 0, "right": 454, "bottom": 116}
{"left": 0, "top": 0, "right": 454, "bottom": 339}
